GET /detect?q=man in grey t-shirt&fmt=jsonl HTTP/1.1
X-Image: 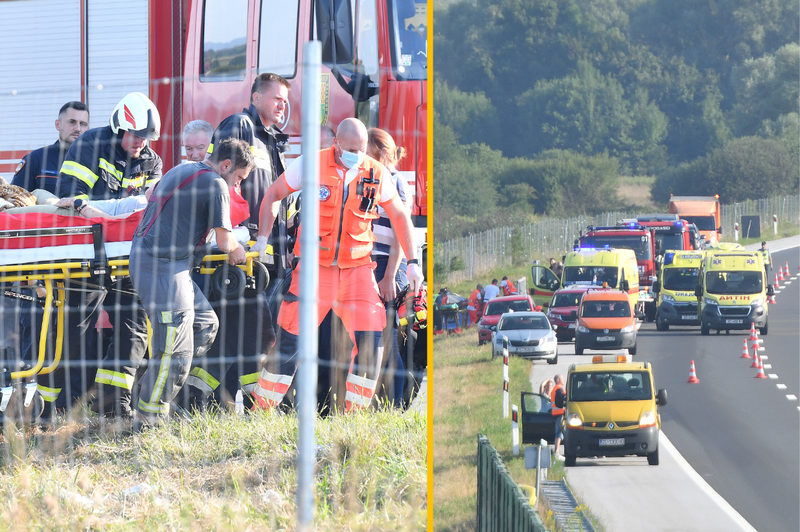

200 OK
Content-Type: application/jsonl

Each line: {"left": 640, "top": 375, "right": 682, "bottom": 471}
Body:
{"left": 129, "top": 138, "right": 253, "bottom": 426}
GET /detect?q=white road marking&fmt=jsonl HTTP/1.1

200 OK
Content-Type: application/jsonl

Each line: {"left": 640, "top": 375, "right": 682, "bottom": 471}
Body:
{"left": 774, "top": 290, "right": 782, "bottom": 294}
{"left": 760, "top": 355, "right": 768, "bottom": 360}
{"left": 787, "top": 395, "right": 797, "bottom": 401}
{"left": 768, "top": 373, "right": 778, "bottom": 379}
{"left": 763, "top": 364, "right": 772, "bottom": 369}
{"left": 660, "top": 433, "right": 758, "bottom": 532}
{"left": 777, "top": 383, "right": 787, "bottom": 390}
{"left": 784, "top": 280, "right": 792, "bottom": 285}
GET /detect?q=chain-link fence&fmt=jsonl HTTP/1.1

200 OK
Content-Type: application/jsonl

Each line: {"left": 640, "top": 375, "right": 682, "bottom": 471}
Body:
{"left": 435, "top": 195, "right": 800, "bottom": 285}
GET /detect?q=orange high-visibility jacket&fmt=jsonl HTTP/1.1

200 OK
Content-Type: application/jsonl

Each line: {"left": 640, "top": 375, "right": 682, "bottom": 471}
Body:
{"left": 551, "top": 384, "right": 565, "bottom": 416}
{"left": 503, "top": 279, "right": 517, "bottom": 295}
{"left": 468, "top": 289, "right": 481, "bottom": 309}
{"left": 295, "top": 147, "right": 386, "bottom": 269}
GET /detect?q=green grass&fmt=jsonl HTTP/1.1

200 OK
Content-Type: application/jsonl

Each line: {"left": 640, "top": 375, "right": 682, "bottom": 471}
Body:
{"left": 0, "top": 406, "right": 426, "bottom": 531}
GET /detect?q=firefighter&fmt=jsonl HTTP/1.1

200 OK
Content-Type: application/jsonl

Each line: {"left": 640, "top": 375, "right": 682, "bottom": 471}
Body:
{"left": 251, "top": 118, "right": 423, "bottom": 412}
{"left": 52, "top": 92, "right": 163, "bottom": 420}
{"left": 129, "top": 138, "right": 252, "bottom": 427}
{"left": 183, "top": 73, "right": 289, "bottom": 410}
{"left": 11, "top": 101, "right": 90, "bottom": 390}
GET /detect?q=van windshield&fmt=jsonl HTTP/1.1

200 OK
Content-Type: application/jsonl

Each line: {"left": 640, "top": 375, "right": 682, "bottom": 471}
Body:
{"left": 563, "top": 267, "right": 618, "bottom": 288}
{"left": 580, "top": 300, "right": 631, "bottom": 318}
{"left": 663, "top": 268, "right": 698, "bottom": 290}
{"left": 570, "top": 371, "right": 652, "bottom": 401}
{"left": 705, "top": 271, "right": 763, "bottom": 295}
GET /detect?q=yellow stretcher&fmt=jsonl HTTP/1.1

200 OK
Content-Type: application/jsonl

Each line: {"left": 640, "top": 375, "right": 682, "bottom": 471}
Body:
{"left": 0, "top": 225, "right": 270, "bottom": 415}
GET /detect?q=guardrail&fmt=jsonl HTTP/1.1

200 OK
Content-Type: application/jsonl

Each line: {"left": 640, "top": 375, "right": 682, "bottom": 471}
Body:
{"left": 476, "top": 434, "right": 547, "bottom": 532}
{"left": 436, "top": 194, "right": 799, "bottom": 285}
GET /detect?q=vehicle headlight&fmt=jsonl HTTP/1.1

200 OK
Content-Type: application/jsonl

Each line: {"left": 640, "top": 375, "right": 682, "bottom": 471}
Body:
{"left": 489, "top": 325, "right": 497, "bottom": 331}
{"left": 566, "top": 413, "right": 583, "bottom": 428}
{"left": 577, "top": 325, "right": 590, "bottom": 333}
{"left": 639, "top": 410, "right": 657, "bottom": 428}
{"left": 751, "top": 298, "right": 763, "bottom": 307}
{"left": 661, "top": 294, "right": 675, "bottom": 303}
{"left": 704, "top": 297, "right": 718, "bottom": 306}
{"left": 544, "top": 335, "right": 555, "bottom": 343}
{"left": 620, "top": 324, "right": 635, "bottom": 333}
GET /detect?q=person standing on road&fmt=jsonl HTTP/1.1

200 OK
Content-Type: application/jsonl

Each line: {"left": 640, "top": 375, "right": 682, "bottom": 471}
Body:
{"left": 760, "top": 241, "right": 772, "bottom": 275}
{"left": 467, "top": 284, "right": 483, "bottom": 326}
{"left": 250, "top": 118, "right": 423, "bottom": 412}
{"left": 551, "top": 374, "right": 566, "bottom": 460}
{"left": 129, "top": 138, "right": 253, "bottom": 426}
{"left": 482, "top": 279, "right": 501, "bottom": 301}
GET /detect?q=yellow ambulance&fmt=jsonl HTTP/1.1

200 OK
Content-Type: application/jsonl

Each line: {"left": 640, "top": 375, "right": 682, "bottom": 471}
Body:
{"left": 652, "top": 250, "right": 705, "bottom": 330}
{"left": 695, "top": 250, "right": 773, "bottom": 335}
{"left": 561, "top": 248, "right": 640, "bottom": 308}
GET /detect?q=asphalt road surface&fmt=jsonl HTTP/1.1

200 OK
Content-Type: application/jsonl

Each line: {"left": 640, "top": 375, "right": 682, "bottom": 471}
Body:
{"left": 528, "top": 237, "right": 799, "bottom": 531}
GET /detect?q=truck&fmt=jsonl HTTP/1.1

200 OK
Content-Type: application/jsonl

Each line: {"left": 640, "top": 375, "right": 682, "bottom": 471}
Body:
{"left": 668, "top": 195, "right": 722, "bottom": 247}
{"left": 633, "top": 215, "right": 693, "bottom": 255}
{"left": 0, "top": 0, "right": 428, "bottom": 259}
{"left": 577, "top": 225, "right": 656, "bottom": 319}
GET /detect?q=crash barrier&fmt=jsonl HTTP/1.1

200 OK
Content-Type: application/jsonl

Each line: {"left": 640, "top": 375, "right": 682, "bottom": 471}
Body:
{"left": 436, "top": 194, "right": 799, "bottom": 284}
{"left": 476, "top": 434, "right": 547, "bottom": 532}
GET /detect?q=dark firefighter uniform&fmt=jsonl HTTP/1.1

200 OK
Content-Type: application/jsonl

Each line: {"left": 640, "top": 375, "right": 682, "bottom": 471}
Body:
{"left": 43, "top": 125, "right": 164, "bottom": 418}
{"left": 11, "top": 140, "right": 68, "bottom": 195}
{"left": 185, "top": 105, "right": 288, "bottom": 408}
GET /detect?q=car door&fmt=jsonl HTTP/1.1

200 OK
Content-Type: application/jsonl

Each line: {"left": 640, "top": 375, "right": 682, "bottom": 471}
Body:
{"left": 530, "top": 265, "right": 559, "bottom": 309}
{"left": 520, "top": 391, "right": 556, "bottom": 444}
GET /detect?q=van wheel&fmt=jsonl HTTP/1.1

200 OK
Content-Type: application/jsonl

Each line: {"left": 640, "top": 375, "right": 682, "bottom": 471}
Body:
{"left": 647, "top": 446, "right": 659, "bottom": 465}
{"left": 655, "top": 313, "right": 669, "bottom": 331}
{"left": 629, "top": 343, "right": 637, "bottom": 356}
{"left": 700, "top": 321, "right": 710, "bottom": 335}
{"left": 548, "top": 353, "right": 558, "bottom": 365}
{"left": 760, "top": 322, "right": 768, "bottom": 336}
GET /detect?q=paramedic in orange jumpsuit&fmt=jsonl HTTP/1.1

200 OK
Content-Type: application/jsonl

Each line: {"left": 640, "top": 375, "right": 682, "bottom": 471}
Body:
{"left": 251, "top": 118, "right": 423, "bottom": 411}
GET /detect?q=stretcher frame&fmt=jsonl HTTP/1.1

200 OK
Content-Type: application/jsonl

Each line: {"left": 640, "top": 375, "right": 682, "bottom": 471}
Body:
{"left": 0, "top": 222, "right": 266, "bottom": 415}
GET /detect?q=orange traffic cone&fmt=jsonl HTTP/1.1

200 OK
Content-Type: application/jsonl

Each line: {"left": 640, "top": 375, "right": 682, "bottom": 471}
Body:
{"left": 755, "top": 356, "right": 767, "bottom": 379}
{"left": 752, "top": 334, "right": 762, "bottom": 353}
{"left": 777, "top": 268, "right": 784, "bottom": 282}
{"left": 750, "top": 349, "right": 760, "bottom": 368}
{"left": 768, "top": 293, "right": 777, "bottom": 304}
{"left": 784, "top": 262, "right": 790, "bottom": 277}
{"left": 687, "top": 360, "right": 700, "bottom": 383}
{"left": 741, "top": 339, "right": 751, "bottom": 359}
{"left": 749, "top": 323, "right": 758, "bottom": 342}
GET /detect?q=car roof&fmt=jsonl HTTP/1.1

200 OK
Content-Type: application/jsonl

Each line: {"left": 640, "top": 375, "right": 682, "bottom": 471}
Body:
{"left": 500, "top": 311, "right": 547, "bottom": 318}
{"left": 554, "top": 286, "right": 593, "bottom": 295}
{"left": 580, "top": 289, "right": 629, "bottom": 301}
{"left": 571, "top": 362, "right": 649, "bottom": 373}
{"left": 488, "top": 295, "right": 531, "bottom": 302}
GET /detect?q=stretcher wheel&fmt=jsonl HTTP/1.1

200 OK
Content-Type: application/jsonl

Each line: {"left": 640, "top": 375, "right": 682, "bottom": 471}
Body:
{"left": 251, "top": 261, "right": 270, "bottom": 294}
{"left": 211, "top": 264, "right": 247, "bottom": 300}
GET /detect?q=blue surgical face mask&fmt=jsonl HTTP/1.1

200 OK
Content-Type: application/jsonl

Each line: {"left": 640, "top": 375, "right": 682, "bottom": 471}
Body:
{"left": 340, "top": 149, "right": 364, "bottom": 169}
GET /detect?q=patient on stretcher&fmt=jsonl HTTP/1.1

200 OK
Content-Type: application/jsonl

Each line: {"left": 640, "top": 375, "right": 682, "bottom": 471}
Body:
{"left": 0, "top": 187, "right": 147, "bottom": 218}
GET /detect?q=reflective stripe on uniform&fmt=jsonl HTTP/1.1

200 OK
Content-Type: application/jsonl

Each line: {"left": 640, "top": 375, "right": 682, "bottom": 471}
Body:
{"left": 239, "top": 372, "right": 260, "bottom": 395}
{"left": 122, "top": 175, "right": 146, "bottom": 189}
{"left": 145, "top": 176, "right": 159, "bottom": 187}
{"left": 185, "top": 367, "right": 220, "bottom": 394}
{"left": 345, "top": 373, "right": 377, "bottom": 410}
{"left": 252, "top": 370, "right": 293, "bottom": 407}
{"left": 95, "top": 369, "right": 135, "bottom": 390}
{"left": 60, "top": 160, "right": 100, "bottom": 188}
{"left": 137, "top": 397, "right": 170, "bottom": 415}
{"left": 37, "top": 384, "right": 61, "bottom": 402}
{"left": 98, "top": 158, "right": 123, "bottom": 182}
{"left": 149, "top": 319, "right": 177, "bottom": 407}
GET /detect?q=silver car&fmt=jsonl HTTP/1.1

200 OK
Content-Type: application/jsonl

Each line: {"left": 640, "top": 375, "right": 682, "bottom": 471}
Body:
{"left": 491, "top": 311, "right": 558, "bottom": 364}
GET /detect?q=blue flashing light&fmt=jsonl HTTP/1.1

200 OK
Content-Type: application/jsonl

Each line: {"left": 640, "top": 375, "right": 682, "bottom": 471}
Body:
{"left": 664, "top": 252, "right": 674, "bottom": 266}
{"left": 627, "top": 222, "right": 637, "bottom": 228}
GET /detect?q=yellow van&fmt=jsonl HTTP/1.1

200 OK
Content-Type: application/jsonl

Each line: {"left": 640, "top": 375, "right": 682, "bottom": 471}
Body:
{"left": 557, "top": 354, "right": 667, "bottom": 466}
{"left": 652, "top": 250, "right": 705, "bottom": 330}
{"left": 695, "top": 250, "right": 772, "bottom": 335}
{"left": 561, "top": 248, "right": 640, "bottom": 308}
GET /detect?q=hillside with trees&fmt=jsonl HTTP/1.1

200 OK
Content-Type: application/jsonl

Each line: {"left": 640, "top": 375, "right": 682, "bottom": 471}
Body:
{"left": 433, "top": 0, "right": 799, "bottom": 240}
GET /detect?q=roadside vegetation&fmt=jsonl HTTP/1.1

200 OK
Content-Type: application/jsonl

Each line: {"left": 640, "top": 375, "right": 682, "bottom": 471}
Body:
{"left": 0, "top": 406, "right": 426, "bottom": 531}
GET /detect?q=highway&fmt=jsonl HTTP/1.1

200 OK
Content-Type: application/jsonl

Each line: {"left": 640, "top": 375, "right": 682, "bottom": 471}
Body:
{"left": 528, "top": 238, "right": 799, "bottom": 531}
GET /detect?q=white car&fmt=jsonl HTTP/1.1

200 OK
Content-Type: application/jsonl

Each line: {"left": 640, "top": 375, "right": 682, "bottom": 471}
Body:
{"left": 491, "top": 311, "right": 558, "bottom": 364}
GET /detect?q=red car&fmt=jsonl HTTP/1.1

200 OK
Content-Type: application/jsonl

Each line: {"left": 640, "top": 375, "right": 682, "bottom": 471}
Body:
{"left": 546, "top": 286, "right": 592, "bottom": 342}
{"left": 478, "top": 295, "right": 536, "bottom": 345}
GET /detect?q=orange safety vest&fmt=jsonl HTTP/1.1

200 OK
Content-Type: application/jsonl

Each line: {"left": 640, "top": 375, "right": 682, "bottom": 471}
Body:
{"left": 294, "top": 147, "right": 385, "bottom": 269}
{"left": 468, "top": 289, "right": 481, "bottom": 308}
{"left": 503, "top": 279, "right": 517, "bottom": 295}
{"left": 551, "top": 383, "right": 565, "bottom": 416}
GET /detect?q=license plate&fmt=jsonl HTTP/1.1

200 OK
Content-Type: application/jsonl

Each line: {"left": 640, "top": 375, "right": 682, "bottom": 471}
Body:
{"left": 597, "top": 336, "right": 615, "bottom": 342}
{"left": 726, "top": 319, "right": 743, "bottom": 324}
{"left": 568, "top": 323, "right": 575, "bottom": 329}
{"left": 681, "top": 314, "right": 695, "bottom": 320}
{"left": 517, "top": 346, "right": 536, "bottom": 353}
{"left": 599, "top": 438, "right": 624, "bottom": 447}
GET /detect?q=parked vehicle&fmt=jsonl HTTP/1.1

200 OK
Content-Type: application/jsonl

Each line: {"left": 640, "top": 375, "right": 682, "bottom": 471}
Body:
{"left": 574, "top": 288, "right": 638, "bottom": 356}
{"left": 653, "top": 251, "right": 705, "bottom": 330}
{"left": 477, "top": 295, "right": 535, "bottom": 346}
{"left": 546, "top": 285, "right": 592, "bottom": 342}
{"left": 490, "top": 311, "right": 558, "bottom": 364}
{"left": 669, "top": 195, "right": 722, "bottom": 247}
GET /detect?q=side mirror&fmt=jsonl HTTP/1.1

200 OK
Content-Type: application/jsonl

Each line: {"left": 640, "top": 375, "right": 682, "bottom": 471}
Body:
{"left": 767, "top": 285, "right": 774, "bottom": 296}
{"left": 695, "top": 285, "right": 703, "bottom": 297}
{"left": 555, "top": 394, "right": 565, "bottom": 409}
{"left": 652, "top": 281, "right": 661, "bottom": 294}
{"left": 656, "top": 389, "right": 668, "bottom": 406}
{"left": 620, "top": 280, "right": 630, "bottom": 292}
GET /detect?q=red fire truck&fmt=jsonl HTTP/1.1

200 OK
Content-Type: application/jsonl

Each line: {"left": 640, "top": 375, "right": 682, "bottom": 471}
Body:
{"left": 577, "top": 224, "right": 657, "bottom": 319}
{"left": 1, "top": 0, "right": 427, "bottom": 255}
{"left": 633, "top": 215, "right": 692, "bottom": 255}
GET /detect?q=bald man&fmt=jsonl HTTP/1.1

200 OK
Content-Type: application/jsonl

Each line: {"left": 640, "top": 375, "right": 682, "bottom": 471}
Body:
{"left": 251, "top": 118, "right": 423, "bottom": 412}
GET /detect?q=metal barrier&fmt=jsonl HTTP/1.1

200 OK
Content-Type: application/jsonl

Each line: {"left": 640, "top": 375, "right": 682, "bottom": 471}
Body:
{"left": 476, "top": 434, "right": 547, "bottom": 532}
